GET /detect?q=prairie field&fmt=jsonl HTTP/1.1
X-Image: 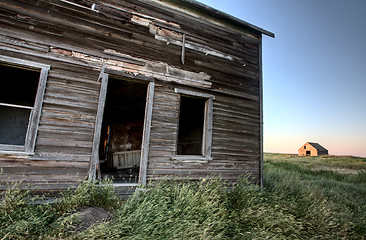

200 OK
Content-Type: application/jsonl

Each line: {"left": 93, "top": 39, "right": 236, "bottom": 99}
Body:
{"left": 1, "top": 153, "right": 365, "bottom": 239}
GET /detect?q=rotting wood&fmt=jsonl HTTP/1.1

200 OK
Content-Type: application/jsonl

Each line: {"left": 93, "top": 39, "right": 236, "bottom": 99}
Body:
{"left": 0, "top": 0, "right": 271, "bottom": 193}
{"left": 139, "top": 82, "right": 155, "bottom": 185}
{"left": 89, "top": 73, "right": 108, "bottom": 181}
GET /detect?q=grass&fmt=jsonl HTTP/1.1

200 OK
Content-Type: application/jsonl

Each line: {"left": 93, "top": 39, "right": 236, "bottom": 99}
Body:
{"left": 1, "top": 153, "right": 365, "bottom": 239}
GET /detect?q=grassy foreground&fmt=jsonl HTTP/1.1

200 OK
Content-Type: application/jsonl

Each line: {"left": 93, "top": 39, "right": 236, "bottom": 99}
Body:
{"left": 1, "top": 153, "right": 365, "bottom": 239}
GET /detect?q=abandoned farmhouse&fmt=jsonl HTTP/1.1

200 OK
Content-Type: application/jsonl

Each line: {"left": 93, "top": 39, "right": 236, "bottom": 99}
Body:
{"left": 0, "top": 0, "right": 274, "bottom": 195}
{"left": 298, "top": 142, "right": 329, "bottom": 157}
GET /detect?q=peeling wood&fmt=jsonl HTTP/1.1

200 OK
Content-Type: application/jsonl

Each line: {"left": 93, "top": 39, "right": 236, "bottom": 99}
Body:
{"left": 71, "top": 50, "right": 212, "bottom": 88}
{"left": 155, "top": 33, "right": 238, "bottom": 61}
{"left": 0, "top": 0, "right": 270, "bottom": 191}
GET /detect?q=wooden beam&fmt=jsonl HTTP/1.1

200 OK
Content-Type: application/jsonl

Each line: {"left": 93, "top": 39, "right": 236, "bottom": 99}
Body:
{"left": 174, "top": 88, "right": 214, "bottom": 99}
{"left": 139, "top": 81, "right": 155, "bottom": 185}
{"left": 89, "top": 73, "right": 109, "bottom": 181}
{"left": 258, "top": 34, "right": 264, "bottom": 187}
{"left": 181, "top": 33, "right": 186, "bottom": 64}
{"left": 204, "top": 97, "right": 213, "bottom": 159}
{"left": 25, "top": 66, "right": 50, "bottom": 153}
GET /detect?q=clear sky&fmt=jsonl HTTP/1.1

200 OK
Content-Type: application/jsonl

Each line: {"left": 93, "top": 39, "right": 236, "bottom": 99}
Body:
{"left": 198, "top": 0, "right": 366, "bottom": 157}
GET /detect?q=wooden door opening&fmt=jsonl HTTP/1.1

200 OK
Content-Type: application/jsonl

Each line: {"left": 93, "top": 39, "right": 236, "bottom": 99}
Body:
{"left": 98, "top": 77, "right": 148, "bottom": 183}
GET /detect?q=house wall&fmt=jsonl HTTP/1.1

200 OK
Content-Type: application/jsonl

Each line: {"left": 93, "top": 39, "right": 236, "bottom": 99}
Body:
{"left": 0, "top": 0, "right": 263, "bottom": 192}
{"left": 298, "top": 146, "right": 318, "bottom": 156}
{"left": 298, "top": 143, "right": 313, "bottom": 156}
{"left": 148, "top": 82, "right": 261, "bottom": 182}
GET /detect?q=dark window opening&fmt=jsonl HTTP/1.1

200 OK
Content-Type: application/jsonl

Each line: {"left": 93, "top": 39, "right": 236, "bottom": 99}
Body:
{"left": 306, "top": 151, "right": 311, "bottom": 156}
{"left": 304, "top": 146, "right": 306, "bottom": 149}
{"left": 98, "top": 78, "right": 148, "bottom": 183}
{"left": 0, "top": 64, "right": 39, "bottom": 145}
{"left": 177, "top": 96, "right": 206, "bottom": 155}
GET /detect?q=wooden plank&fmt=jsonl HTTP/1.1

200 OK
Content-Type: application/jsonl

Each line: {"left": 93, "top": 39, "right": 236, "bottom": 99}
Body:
{"left": 26, "top": 66, "right": 50, "bottom": 153}
{"left": 89, "top": 73, "right": 108, "bottom": 181}
{"left": 204, "top": 97, "right": 213, "bottom": 159}
{"left": 139, "top": 81, "right": 155, "bottom": 185}
{"left": 258, "top": 34, "right": 264, "bottom": 187}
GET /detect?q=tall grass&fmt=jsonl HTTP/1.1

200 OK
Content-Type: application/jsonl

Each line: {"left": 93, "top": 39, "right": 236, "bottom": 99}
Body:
{"left": 0, "top": 180, "right": 119, "bottom": 240}
{"left": 1, "top": 153, "right": 365, "bottom": 239}
{"left": 81, "top": 180, "right": 228, "bottom": 239}
{"left": 264, "top": 154, "right": 366, "bottom": 239}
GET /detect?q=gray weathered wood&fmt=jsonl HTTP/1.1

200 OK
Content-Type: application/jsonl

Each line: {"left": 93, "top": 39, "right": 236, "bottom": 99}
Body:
{"left": 89, "top": 73, "right": 109, "bottom": 181}
{"left": 139, "top": 81, "right": 155, "bottom": 185}
{"left": 204, "top": 97, "right": 213, "bottom": 159}
{"left": 25, "top": 66, "right": 50, "bottom": 153}
{"left": 0, "top": 0, "right": 271, "bottom": 191}
{"left": 258, "top": 34, "right": 264, "bottom": 187}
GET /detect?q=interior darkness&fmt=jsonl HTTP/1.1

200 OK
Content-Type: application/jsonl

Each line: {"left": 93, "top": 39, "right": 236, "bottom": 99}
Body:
{"left": 99, "top": 78, "right": 148, "bottom": 183}
{"left": 0, "top": 64, "right": 39, "bottom": 145}
{"left": 0, "top": 64, "right": 39, "bottom": 106}
{"left": 177, "top": 96, "right": 205, "bottom": 155}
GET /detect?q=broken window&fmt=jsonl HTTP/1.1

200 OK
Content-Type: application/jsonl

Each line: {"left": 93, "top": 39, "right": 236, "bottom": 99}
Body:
{"left": 0, "top": 57, "right": 49, "bottom": 153}
{"left": 174, "top": 89, "right": 213, "bottom": 161}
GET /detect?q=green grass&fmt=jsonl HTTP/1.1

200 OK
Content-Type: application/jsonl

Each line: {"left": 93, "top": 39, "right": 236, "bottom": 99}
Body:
{"left": 1, "top": 153, "right": 365, "bottom": 239}
{"left": 264, "top": 153, "right": 366, "bottom": 239}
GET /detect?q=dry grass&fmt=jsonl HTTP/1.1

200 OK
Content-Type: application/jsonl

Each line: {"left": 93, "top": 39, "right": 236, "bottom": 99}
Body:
{"left": 1, "top": 153, "right": 365, "bottom": 239}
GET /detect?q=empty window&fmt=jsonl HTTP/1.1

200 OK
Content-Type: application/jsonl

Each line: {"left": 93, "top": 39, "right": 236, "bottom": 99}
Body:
{"left": 0, "top": 65, "right": 39, "bottom": 145}
{"left": 174, "top": 88, "right": 213, "bottom": 161}
{"left": 0, "top": 56, "right": 49, "bottom": 153}
{"left": 177, "top": 96, "right": 206, "bottom": 155}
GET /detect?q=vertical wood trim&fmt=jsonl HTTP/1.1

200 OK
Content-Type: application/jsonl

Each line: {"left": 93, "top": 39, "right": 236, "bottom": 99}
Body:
{"left": 258, "top": 34, "right": 264, "bottom": 187}
{"left": 139, "top": 81, "right": 155, "bottom": 185}
{"left": 174, "top": 94, "right": 182, "bottom": 156}
{"left": 89, "top": 73, "right": 109, "bottom": 181}
{"left": 181, "top": 33, "right": 186, "bottom": 64}
{"left": 25, "top": 66, "right": 50, "bottom": 153}
{"left": 203, "top": 97, "right": 213, "bottom": 159}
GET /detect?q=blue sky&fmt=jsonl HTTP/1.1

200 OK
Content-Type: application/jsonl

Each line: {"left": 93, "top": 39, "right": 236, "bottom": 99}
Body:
{"left": 198, "top": 0, "right": 366, "bottom": 157}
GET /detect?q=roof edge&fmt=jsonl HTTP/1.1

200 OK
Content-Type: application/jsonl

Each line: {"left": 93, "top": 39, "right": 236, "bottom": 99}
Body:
{"left": 165, "top": 0, "right": 275, "bottom": 38}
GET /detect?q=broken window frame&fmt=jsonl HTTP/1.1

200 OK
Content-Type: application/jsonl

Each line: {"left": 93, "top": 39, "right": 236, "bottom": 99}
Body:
{"left": 89, "top": 69, "right": 155, "bottom": 185}
{"left": 0, "top": 56, "right": 50, "bottom": 154}
{"left": 172, "top": 88, "right": 214, "bottom": 163}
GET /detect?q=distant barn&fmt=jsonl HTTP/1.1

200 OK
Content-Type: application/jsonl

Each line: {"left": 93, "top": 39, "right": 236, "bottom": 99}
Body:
{"left": 298, "top": 142, "right": 328, "bottom": 156}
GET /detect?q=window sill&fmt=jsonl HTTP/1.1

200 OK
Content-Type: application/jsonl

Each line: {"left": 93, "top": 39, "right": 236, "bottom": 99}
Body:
{"left": 0, "top": 150, "right": 35, "bottom": 156}
{"left": 171, "top": 155, "right": 212, "bottom": 163}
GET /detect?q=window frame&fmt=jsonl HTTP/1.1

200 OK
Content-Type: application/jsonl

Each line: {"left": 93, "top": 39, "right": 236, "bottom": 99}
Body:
{"left": 172, "top": 88, "right": 214, "bottom": 163}
{"left": 0, "top": 56, "right": 50, "bottom": 154}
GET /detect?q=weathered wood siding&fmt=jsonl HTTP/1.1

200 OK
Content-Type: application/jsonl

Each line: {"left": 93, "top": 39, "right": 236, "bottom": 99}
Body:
{"left": 148, "top": 83, "right": 261, "bottom": 182}
{"left": 0, "top": 0, "right": 266, "bottom": 191}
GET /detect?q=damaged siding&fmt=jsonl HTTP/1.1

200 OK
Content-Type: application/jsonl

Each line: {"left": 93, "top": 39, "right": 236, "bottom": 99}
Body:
{"left": 0, "top": 0, "right": 268, "bottom": 192}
